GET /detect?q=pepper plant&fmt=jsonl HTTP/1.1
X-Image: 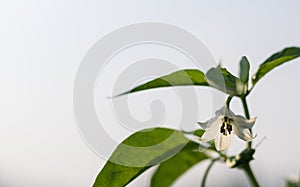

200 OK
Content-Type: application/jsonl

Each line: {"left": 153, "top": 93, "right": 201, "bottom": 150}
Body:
{"left": 93, "top": 47, "right": 300, "bottom": 187}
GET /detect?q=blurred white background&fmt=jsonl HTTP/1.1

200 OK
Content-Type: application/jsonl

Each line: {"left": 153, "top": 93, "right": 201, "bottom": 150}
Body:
{"left": 0, "top": 0, "right": 300, "bottom": 186}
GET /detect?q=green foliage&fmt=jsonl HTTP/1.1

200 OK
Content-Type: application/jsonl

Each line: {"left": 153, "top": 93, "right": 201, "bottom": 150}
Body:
{"left": 239, "top": 56, "right": 250, "bottom": 84}
{"left": 116, "top": 47, "right": 300, "bottom": 98}
{"left": 96, "top": 46, "right": 300, "bottom": 187}
{"left": 118, "top": 66, "right": 248, "bottom": 97}
{"left": 285, "top": 179, "right": 300, "bottom": 187}
{"left": 117, "top": 69, "right": 208, "bottom": 96}
{"left": 93, "top": 128, "right": 198, "bottom": 187}
{"left": 206, "top": 67, "right": 245, "bottom": 96}
{"left": 252, "top": 47, "right": 300, "bottom": 87}
{"left": 192, "top": 129, "right": 205, "bottom": 138}
{"left": 93, "top": 161, "right": 149, "bottom": 187}
{"left": 151, "top": 141, "right": 208, "bottom": 187}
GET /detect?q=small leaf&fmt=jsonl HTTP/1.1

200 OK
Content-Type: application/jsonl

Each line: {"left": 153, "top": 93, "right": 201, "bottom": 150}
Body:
{"left": 252, "top": 47, "right": 300, "bottom": 87}
{"left": 206, "top": 67, "right": 245, "bottom": 96}
{"left": 93, "top": 128, "right": 193, "bottom": 187}
{"left": 151, "top": 141, "right": 208, "bottom": 187}
{"left": 116, "top": 69, "right": 208, "bottom": 96}
{"left": 239, "top": 56, "right": 250, "bottom": 84}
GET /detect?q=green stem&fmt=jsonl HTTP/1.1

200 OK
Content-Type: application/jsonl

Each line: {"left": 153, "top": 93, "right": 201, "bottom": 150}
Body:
{"left": 218, "top": 151, "right": 227, "bottom": 159}
{"left": 241, "top": 97, "right": 250, "bottom": 119}
{"left": 201, "top": 158, "right": 218, "bottom": 187}
{"left": 240, "top": 97, "right": 260, "bottom": 187}
{"left": 226, "top": 95, "right": 233, "bottom": 108}
{"left": 241, "top": 97, "right": 252, "bottom": 148}
{"left": 242, "top": 163, "right": 260, "bottom": 187}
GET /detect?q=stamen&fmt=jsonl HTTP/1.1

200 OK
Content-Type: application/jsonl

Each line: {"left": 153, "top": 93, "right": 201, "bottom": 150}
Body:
{"left": 220, "top": 116, "right": 233, "bottom": 136}
{"left": 227, "top": 124, "right": 233, "bottom": 134}
{"left": 220, "top": 122, "right": 225, "bottom": 134}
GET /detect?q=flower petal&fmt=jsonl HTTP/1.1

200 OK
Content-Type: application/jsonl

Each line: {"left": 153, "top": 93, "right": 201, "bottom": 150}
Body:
{"left": 233, "top": 126, "right": 256, "bottom": 141}
{"left": 215, "top": 106, "right": 226, "bottom": 116}
{"left": 215, "top": 106, "right": 235, "bottom": 117}
{"left": 232, "top": 115, "right": 256, "bottom": 129}
{"left": 197, "top": 116, "right": 220, "bottom": 129}
{"left": 200, "top": 124, "right": 219, "bottom": 142}
{"left": 215, "top": 133, "right": 232, "bottom": 151}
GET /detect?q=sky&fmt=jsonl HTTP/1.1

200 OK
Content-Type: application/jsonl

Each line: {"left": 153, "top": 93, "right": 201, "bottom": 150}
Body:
{"left": 0, "top": 0, "right": 300, "bottom": 187}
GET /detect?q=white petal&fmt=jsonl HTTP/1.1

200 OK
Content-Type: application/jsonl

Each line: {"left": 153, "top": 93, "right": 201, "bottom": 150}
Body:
{"left": 233, "top": 126, "right": 256, "bottom": 141}
{"left": 215, "top": 106, "right": 235, "bottom": 117}
{"left": 214, "top": 133, "right": 232, "bottom": 151}
{"left": 200, "top": 124, "right": 219, "bottom": 142}
{"left": 215, "top": 106, "right": 226, "bottom": 116}
{"left": 198, "top": 116, "right": 221, "bottom": 129}
{"left": 232, "top": 115, "right": 256, "bottom": 129}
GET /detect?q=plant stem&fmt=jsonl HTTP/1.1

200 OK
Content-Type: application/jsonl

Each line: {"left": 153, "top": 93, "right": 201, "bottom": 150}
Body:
{"left": 240, "top": 97, "right": 260, "bottom": 187}
{"left": 241, "top": 97, "right": 252, "bottom": 148}
{"left": 242, "top": 163, "right": 260, "bottom": 187}
{"left": 226, "top": 95, "right": 233, "bottom": 108}
{"left": 201, "top": 158, "right": 217, "bottom": 187}
{"left": 241, "top": 97, "right": 250, "bottom": 119}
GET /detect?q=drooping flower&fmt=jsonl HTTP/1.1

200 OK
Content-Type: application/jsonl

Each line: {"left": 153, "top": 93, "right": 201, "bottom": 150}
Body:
{"left": 198, "top": 106, "right": 256, "bottom": 151}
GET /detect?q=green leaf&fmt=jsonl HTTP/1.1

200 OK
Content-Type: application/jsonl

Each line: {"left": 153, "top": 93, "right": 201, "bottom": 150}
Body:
{"left": 239, "top": 56, "right": 250, "bottom": 84}
{"left": 151, "top": 141, "right": 208, "bottom": 187}
{"left": 93, "top": 128, "right": 193, "bottom": 187}
{"left": 206, "top": 67, "right": 245, "bottom": 96}
{"left": 116, "top": 69, "right": 208, "bottom": 96}
{"left": 252, "top": 47, "right": 300, "bottom": 87}
{"left": 192, "top": 129, "right": 205, "bottom": 138}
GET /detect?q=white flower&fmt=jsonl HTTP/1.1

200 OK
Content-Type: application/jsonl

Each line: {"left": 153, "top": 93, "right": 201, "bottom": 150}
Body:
{"left": 198, "top": 107, "right": 256, "bottom": 151}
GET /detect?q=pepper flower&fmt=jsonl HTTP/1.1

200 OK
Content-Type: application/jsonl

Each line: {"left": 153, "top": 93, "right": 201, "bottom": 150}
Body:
{"left": 198, "top": 107, "right": 256, "bottom": 151}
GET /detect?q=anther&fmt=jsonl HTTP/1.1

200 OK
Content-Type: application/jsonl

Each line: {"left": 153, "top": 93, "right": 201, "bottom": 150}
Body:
{"left": 220, "top": 122, "right": 226, "bottom": 134}
{"left": 227, "top": 124, "right": 233, "bottom": 134}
